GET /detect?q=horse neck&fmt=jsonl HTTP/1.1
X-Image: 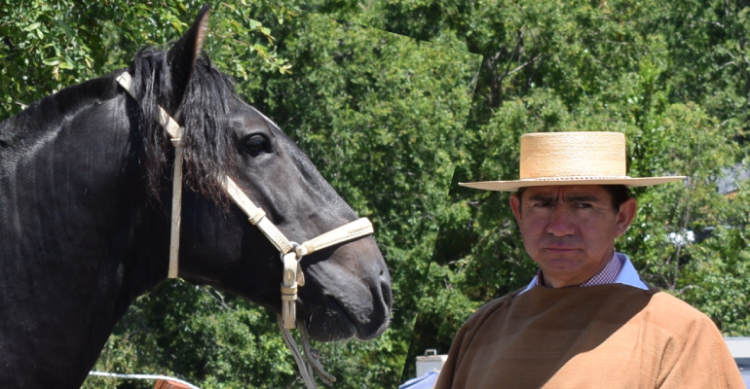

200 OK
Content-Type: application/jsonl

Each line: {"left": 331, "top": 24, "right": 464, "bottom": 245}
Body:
{"left": 0, "top": 77, "right": 168, "bottom": 388}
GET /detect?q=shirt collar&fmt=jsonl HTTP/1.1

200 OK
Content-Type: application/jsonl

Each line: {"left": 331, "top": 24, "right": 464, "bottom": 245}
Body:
{"left": 579, "top": 251, "right": 622, "bottom": 287}
{"left": 519, "top": 252, "right": 648, "bottom": 295}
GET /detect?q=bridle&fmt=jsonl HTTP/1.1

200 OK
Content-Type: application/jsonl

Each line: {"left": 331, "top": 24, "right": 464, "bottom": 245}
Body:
{"left": 116, "top": 71, "right": 373, "bottom": 388}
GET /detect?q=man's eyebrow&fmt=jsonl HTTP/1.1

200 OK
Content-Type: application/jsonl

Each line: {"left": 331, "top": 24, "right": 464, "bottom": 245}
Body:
{"left": 526, "top": 193, "right": 556, "bottom": 202}
{"left": 525, "top": 193, "right": 604, "bottom": 202}
{"left": 563, "top": 194, "right": 603, "bottom": 202}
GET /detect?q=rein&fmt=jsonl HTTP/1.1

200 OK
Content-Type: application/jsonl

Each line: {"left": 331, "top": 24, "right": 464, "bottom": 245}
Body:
{"left": 116, "top": 72, "right": 373, "bottom": 388}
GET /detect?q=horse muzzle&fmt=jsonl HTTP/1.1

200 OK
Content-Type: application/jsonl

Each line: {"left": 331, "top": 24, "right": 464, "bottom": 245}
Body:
{"left": 297, "top": 235, "right": 392, "bottom": 342}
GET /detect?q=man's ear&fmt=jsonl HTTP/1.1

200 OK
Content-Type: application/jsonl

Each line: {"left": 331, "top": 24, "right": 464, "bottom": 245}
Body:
{"left": 615, "top": 197, "right": 638, "bottom": 237}
{"left": 510, "top": 193, "right": 523, "bottom": 225}
{"left": 165, "top": 3, "right": 211, "bottom": 114}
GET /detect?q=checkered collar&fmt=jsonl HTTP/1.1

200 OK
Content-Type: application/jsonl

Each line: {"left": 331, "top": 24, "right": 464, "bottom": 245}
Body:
{"left": 519, "top": 252, "right": 648, "bottom": 294}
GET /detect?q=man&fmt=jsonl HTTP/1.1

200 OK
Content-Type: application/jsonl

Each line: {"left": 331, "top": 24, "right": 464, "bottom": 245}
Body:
{"left": 434, "top": 132, "right": 744, "bottom": 388}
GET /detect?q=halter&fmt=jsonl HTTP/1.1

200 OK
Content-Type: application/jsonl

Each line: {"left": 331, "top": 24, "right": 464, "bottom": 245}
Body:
{"left": 116, "top": 71, "right": 374, "bottom": 388}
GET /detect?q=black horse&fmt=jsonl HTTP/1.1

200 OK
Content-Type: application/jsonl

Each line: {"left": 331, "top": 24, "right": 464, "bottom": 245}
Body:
{"left": 0, "top": 5, "right": 391, "bottom": 388}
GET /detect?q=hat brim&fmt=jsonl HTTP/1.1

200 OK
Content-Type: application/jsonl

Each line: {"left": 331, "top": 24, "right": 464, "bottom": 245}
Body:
{"left": 458, "top": 176, "right": 686, "bottom": 192}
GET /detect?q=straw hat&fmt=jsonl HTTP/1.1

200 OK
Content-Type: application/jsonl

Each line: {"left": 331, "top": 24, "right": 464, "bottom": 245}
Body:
{"left": 459, "top": 132, "right": 685, "bottom": 192}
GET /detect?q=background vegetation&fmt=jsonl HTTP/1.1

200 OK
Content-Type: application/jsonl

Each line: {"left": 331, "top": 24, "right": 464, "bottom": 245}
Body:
{"left": 3, "top": 0, "right": 750, "bottom": 387}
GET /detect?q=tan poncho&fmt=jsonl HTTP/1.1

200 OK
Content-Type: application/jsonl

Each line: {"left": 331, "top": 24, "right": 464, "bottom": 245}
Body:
{"left": 434, "top": 284, "right": 744, "bottom": 389}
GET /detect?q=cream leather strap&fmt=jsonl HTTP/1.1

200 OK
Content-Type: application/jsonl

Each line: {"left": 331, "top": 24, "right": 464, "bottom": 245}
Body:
{"left": 117, "top": 72, "right": 184, "bottom": 278}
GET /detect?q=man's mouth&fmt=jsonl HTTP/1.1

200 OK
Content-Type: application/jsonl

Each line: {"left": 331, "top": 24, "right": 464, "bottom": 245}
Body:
{"left": 543, "top": 246, "right": 578, "bottom": 253}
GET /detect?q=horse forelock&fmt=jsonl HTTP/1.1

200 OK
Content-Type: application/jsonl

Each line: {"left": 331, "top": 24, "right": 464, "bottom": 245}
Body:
{"left": 130, "top": 47, "right": 240, "bottom": 204}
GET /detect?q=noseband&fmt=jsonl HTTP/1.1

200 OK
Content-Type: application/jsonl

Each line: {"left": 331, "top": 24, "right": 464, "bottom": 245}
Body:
{"left": 116, "top": 72, "right": 374, "bottom": 388}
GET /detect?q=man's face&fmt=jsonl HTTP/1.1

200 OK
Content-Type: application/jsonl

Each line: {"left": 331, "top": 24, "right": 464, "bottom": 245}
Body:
{"left": 509, "top": 185, "right": 637, "bottom": 288}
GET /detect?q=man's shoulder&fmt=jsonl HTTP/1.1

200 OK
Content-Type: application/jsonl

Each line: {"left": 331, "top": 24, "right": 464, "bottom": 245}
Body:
{"left": 466, "top": 285, "right": 715, "bottom": 329}
{"left": 461, "top": 288, "right": 525, "bottom": 329}
{"left": 644, "top": 287, "right": 718, "bottom": 331}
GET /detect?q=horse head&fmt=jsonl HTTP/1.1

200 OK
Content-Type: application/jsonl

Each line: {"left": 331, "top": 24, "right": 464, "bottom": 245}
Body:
{"left": 130, "top": 6, "right": 392, "bottom": 342}
{"left": 0, "top": 4, "right": 390, "bottom": 388}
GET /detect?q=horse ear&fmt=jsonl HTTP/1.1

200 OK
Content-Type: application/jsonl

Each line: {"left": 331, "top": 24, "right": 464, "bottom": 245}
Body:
{"left": 166, "top": 4, "right": 211, "bottom": 113}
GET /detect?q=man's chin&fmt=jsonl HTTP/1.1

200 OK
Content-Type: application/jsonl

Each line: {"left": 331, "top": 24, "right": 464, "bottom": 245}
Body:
{"left": 537, "top": 259, "right": 589, "bottom": 287}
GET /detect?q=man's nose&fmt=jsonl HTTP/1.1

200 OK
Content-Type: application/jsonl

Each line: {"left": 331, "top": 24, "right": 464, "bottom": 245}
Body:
{"left": 546, "top": 204, "right": 575, "bottom": 237}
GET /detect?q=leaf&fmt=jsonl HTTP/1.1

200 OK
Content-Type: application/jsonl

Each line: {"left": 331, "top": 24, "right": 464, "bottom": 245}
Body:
{"left": 54, "top": 18, "right": 75, "bottom": 38}
{"left": 170, "top": 20, "right": 183, "bottom": 32}
{"left": 23, "top": 22, "right": 41, "bottom": 31}
{"left": 42, "top": 57, "right": 61, "bottom": 66}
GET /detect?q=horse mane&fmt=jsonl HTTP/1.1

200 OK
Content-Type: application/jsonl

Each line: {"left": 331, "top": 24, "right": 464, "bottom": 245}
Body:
{"left": 129, "top": 46, "right": 241, "bottom": 203}
{"left": 2, "top": 44, "right": 243, "bottom": 203}
{"left": 0, "top": 76, "right": 120, "bottom": 156}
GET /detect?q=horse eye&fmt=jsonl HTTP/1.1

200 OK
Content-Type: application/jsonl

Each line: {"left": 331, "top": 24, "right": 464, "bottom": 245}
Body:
{"left": 243, "top": 134, "right": 269, "bottom": 156}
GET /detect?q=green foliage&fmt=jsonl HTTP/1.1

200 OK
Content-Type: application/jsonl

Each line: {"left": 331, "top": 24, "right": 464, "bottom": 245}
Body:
{"left": 0, "top": 0, "right": 294, "bottom": 118}
{"left": 89, "top": 282, "right": 299, "bottom": 389}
